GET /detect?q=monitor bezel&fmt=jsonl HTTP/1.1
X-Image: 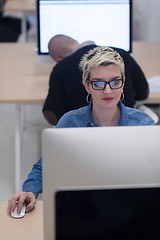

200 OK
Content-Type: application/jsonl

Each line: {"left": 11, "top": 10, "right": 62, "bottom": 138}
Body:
{"left": 36, "top": 0, "right": 132, "bottom": 55}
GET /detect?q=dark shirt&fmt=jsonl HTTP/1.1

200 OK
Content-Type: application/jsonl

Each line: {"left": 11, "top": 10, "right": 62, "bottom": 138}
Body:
{"left": 43, "top": 45, "right": 149, "bottom": 121}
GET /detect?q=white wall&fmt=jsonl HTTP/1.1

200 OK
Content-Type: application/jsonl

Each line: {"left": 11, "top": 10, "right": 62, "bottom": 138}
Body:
{"left": 133, "top": 0, "right": 160, "bottom": 41}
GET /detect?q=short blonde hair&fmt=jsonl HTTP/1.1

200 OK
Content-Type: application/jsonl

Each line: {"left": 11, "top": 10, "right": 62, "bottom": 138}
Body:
{"left": 79, "top": 46, "right": 125, "bottom": 84}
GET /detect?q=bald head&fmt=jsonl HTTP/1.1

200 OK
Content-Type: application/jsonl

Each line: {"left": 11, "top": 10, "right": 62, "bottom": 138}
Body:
{"left": 48, "top": 34, "right": 79, "bottom": 62}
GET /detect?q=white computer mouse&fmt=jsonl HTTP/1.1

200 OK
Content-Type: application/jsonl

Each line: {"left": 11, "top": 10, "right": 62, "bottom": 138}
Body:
{"left": 11, "top": 203, "right": 26, "bottom": 218}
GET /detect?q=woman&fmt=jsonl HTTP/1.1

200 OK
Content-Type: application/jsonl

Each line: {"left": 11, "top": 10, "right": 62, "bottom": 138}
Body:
{"left": 8, "top": 47, "right": 154, "bottom": 214}
{"left": 56, "top": 46, "right": 154, "bottom": 128}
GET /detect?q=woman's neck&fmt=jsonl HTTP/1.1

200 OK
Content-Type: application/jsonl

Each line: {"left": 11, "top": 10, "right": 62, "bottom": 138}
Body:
{"left": 91, "top": 105, "right": 120, "bottom": 127}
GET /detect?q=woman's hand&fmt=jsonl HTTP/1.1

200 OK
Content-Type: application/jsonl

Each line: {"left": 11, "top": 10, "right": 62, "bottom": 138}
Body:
{"left": 7, "top": 191, "right": 36, "bottom": 214}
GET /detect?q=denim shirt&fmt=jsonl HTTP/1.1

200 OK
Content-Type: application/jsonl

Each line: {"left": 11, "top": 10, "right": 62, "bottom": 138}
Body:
{"left": 23, "top": 102, "right": 155, "bottom": 196}
{"left": 56, "top": 102, "right": 155, "bottom": 127}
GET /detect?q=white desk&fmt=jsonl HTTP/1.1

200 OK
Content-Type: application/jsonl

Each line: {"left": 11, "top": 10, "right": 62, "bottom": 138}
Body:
{"left": 0, "top": 43, "right": 53, "bottom": 103}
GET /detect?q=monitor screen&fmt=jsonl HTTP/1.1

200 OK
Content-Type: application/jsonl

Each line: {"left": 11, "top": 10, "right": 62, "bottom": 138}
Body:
{"left": 56, "top": 188, "right": 160, "bottom": 239}
{"left": 37, "top": 0, "right": 132, "bottom": 55}
{"left": 42, "top": 125, "right": 160, "bottom": 240}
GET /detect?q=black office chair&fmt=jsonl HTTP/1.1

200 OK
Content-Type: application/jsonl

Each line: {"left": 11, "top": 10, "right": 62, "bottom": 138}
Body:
{"left": 0, "top": 1, "right": 30, "bottom": 42}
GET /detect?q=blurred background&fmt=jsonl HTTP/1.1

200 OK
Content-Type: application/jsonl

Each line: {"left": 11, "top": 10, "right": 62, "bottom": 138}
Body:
{"left": 0, "top": 0, "right": 160, "bottom": 201}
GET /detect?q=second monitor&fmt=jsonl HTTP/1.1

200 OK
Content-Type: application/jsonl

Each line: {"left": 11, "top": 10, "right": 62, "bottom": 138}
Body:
{"left": 37, "top": 0, "right": 132, "bottom": 54}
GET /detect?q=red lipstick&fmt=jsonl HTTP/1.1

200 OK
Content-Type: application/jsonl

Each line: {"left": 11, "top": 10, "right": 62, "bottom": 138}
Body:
{"left": 102, "top": 97, "right": 113, "bottom": 101}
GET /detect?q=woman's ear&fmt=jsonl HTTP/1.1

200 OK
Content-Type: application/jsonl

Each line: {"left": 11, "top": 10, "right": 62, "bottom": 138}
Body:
{"left": 83, "top": 81, "right": 90, "bottom": 94}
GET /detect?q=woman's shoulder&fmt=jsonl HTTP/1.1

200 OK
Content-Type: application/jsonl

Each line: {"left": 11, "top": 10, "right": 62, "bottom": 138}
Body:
{"left": 127, "top": 107, "right": 155, "bottom": 125}
{"left": 56, "top": 106, "right": 89, "bottom": 128}
{"left": 120, "top": 103, "right": 155, "bottom": 125}
{"left": 63, "top": 105, "right": 89, "bottom": 117}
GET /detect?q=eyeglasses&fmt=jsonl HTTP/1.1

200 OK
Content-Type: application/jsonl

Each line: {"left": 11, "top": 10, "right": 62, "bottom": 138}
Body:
{"left": 88, "top": 79, "right": 124, "bottom": 90}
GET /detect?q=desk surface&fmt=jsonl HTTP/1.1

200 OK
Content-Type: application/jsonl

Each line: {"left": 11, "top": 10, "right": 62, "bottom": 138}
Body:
{"left": 0, "top": 43, "right": 53, "bottom": 103}
{"left": 132, "top": 41, "right": 160, "bottom": 103}
{"left": 5, "top": 0, "right": 36, "bottom": 12}
{"left": 0, "top": 201, "right": 43, "bottom": 240}
{"left": 0, "top": 41, "right": 160, "bottom": 104}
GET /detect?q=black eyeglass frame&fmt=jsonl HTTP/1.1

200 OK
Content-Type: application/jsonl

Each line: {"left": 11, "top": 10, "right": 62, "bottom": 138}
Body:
{"left": 87, "top": 78, "right": 124, "bottom": 90}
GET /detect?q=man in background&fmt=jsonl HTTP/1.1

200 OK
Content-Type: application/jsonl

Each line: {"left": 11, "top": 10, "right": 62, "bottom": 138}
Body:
{"left": 43, "top": 34, "right": 149, "bottom": 125}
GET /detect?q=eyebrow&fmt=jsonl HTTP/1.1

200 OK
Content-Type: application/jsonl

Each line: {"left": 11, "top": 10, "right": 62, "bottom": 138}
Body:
{"left": 90, "top": 77, "right": 122, "bottom": 81}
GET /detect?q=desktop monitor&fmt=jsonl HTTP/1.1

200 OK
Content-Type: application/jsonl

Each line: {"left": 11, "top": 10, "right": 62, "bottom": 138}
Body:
{"left": 42, "top": 126, "right": 160, "bottom": 240}
{"left": 37, "top": 0, "right": 132, "bottom": 55}
{"left": 55, "top": 187, "right": 160, "bottom": 239}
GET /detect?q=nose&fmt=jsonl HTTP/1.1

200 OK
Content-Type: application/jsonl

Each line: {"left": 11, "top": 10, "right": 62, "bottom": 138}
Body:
{"left": 103, "top": 83, "right": 112, "bottom": 94}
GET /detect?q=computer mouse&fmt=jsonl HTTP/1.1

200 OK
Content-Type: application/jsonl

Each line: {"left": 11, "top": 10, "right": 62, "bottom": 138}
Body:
{"left": 11, "top": 203, "right": 26, "bottom": 218}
